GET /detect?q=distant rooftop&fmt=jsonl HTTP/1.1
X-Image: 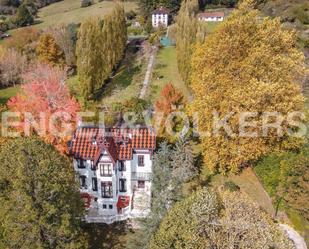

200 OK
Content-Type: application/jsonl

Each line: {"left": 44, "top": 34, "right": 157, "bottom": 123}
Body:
{"left": 152, "top": 6, "right": 169, "bottom": 15}
{"left": 197, "top": 11, "right": 225, "bottom": 18}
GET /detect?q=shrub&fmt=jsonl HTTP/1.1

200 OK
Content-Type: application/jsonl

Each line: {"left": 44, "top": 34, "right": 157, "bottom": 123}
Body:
{"left": 81, "top": 0, "right": 92, "bottom": 8}
{"left": 223, "top": 181, "right": 240, "bottom": 192}
{"left": 125, "top": 10, "right": 137, "bottom": 20}
{"left": 14, "top": 4, "right": 34, "bottom": 27}
{"left": 292, "top": 4, "right": 309, "bottom": 24}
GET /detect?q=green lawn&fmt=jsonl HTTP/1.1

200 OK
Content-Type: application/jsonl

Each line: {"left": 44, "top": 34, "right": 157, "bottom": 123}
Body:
{"left": 206, "top": 168, "right": 276, "bottom": 216}
{"left": 34, "top": 0, "right": 137, "bottom": 29}
{"left": 148, "top": 47, "right": 190, "bottom": 103}
{"left": 67, "top": 48, "right": 146, "bottom": 110}
{"left": 0, "top": 86, "right": 19, "bottom": 105}
{"left": 98, "top": 55, "right": 145, "bottom": 107}
{"left": 204, "top": 22, "right": 221, "bottom": 33}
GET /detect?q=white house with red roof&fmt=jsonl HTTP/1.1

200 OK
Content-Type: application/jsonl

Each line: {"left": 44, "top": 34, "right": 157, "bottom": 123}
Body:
{"left": 152, "top": 7, "right": 169, "bottom": 28}
{"left": 197, "top": 11, "right": 225, "bottom": 22}
{"left": 69, "top": 126, "right": 156, "bottom": 224}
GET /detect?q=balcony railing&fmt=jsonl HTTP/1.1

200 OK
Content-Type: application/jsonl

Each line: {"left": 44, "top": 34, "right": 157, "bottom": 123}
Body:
{"left": 131, "top": 172, "right": 152, "bottom": 181}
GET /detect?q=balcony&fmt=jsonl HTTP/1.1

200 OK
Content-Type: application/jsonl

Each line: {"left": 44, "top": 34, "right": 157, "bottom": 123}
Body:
{"left": 131, "top": 172, "right": 152, "bottom": 181}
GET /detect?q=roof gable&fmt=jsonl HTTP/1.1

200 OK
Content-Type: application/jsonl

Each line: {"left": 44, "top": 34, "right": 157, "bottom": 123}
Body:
{"left": 152, "top": 7, "right": 169, "bottom": 15}
{"left": 198, "top": 11, "right": 225, "bottom": 18}
{"left": 69, "top": 127, "right": 156, "bottom": 162}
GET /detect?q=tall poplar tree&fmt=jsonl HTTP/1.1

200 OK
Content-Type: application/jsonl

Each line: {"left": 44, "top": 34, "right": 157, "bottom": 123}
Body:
{"left": 76, "top": 3, "right": 127, "bottom": 101}
{"left": 190, "top": 0, "right": 306, "bottom": 172}
{"left": 175, "top": 0, "right": 199, "bottom": 84}
{"left": 76, "top": 17, "right": 103, "bottom": 100}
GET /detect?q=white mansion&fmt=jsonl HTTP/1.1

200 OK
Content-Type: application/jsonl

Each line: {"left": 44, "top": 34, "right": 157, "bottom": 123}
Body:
{"left": 69, "top": 126, "right": 156, "bottom": 224}
{"left": 152, "top": 7, "right": 169, "bottom": 28}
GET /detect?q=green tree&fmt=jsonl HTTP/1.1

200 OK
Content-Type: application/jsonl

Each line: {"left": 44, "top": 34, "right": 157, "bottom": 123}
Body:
{"left": 150, "top": 188, "right": 294, "bottom": 249}
{"left": 190, "top": 0, "right": 306, "bottom": 172}
{"left": 76, "top": 3, "right": 127, "bottom": 101}
{"left": 175, "top": 0, "right": 200, "bottom": 84}
{"left": 0, "top": 137, "right": 88, "bottom": 249}
{"left": 76, "top": 17, "right": 104, "bottom": 100}
{"left": 279, "top": 149, "right": 309, "bottom": 220}
{"left": 14, "top": 3, "right": 34, "bottom": 27}
{"left": 36, "top": 33, "right": 65, "bottom": 66}
{"left": 126, "top": 140, "right": 196, "bottom": 249}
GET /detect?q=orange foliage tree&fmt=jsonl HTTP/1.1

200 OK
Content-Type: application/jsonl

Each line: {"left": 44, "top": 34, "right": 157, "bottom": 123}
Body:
{"left": 155, "top": 83, "right": 185, "bottom": 138}
{"left": 7, "top": 64, "right": 80, "bottom": 153}
{"left": 155, "top": 82, "right": 184, "bottom": 116}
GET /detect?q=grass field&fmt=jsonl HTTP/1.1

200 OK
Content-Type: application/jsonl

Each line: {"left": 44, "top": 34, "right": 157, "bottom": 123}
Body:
{"left": 0, "top": 86, "right": 19, "bottom": 105}
{"left": 148, "top": 47, "right": 190, "bottom": 103}
{"left": 206, "top": 168, "right": 276, "bottom": 216}
{"left": 67, "top": 48, "right": 146, "bottom": 110}
{"left": 34, "top": 0, "right": 137, "bottom": 29}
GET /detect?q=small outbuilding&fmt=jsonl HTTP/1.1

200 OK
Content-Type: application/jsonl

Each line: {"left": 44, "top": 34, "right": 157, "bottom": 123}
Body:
{"left": 197, "top": 11, "right": 225, "bottom": 22}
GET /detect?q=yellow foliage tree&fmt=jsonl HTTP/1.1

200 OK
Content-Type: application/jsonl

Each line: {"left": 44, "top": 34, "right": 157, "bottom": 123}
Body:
{"left": 36, "top": 33, "right": 64, "bottom": 66}
{"left": 189, "top": 0, "right": 306, "bottom": 173}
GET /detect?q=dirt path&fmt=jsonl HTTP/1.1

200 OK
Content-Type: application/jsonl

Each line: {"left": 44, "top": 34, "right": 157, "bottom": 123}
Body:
{"left": 139, "top": 46, "right": 157, "bottom": 99}
{"left": 280, "top": 224, "right": 308, "bottom": 249}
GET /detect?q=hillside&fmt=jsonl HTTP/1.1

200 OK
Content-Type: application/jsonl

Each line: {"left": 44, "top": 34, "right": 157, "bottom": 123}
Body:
{"left": 34, "top": 0, "right": 137, "bottom": 29}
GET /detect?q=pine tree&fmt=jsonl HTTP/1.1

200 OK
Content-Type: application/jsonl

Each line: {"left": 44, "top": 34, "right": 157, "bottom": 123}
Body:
{"left": 36, "top": 33, "right": 65, "bottom": 66}
{"left": 190, "top": 0, "right": 306, "bottom": 172}
{"left": 0, "top": 137, "right": 88, "bottom": 249}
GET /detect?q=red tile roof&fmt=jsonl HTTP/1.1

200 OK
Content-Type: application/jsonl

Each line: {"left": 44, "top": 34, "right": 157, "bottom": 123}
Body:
{"left": 152, "top": 7, "right": 169, "bottom": 15}
{"left": 197, "top": 11, "right": 225, "bottom": 18}
{"left": 69, "top": 127, "right": 156, "bottom": 163}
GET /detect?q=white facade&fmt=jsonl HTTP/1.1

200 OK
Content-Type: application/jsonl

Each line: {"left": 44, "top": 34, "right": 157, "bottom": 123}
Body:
{"left": 197, "top": 12, "right": 225, "bottom": 22}
{"left": 198, "top": 16, "right": 224, "bottom": 22}
{"left": 152, "top": 13, "right": 169, "bottom": 27}
{"left": 73, "top": 149, "right": 153, "bottom": 224}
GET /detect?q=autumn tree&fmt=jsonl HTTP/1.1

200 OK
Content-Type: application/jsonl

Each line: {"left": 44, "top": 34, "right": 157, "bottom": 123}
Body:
{"left": 0, "top": 137, "right": 88, "bottom": 249}
{"left": 7, "top": 64, "right": 80, "bottom": 153}
{"left": 155, "top": 83, "right": 185, "bottom": 138}
{"left": 155, "top": 83, "right": 184, "bottom": 116}
{"left": 49, "top": 24, "right": 78, "bottom": 67}
{"left": 36, "top": 33, "right": 65, "bottom": 66}
{"left": 0, "top": 48, "right": 27, "bottom": 87}
{"left": 3, "top": 27, "right": 40, "bottom": 59}
{"left": 190, "top": 0, "right": 306, "bottom": 172}
{"left": 150, "top": 188, "right": 294, "bottom": 249}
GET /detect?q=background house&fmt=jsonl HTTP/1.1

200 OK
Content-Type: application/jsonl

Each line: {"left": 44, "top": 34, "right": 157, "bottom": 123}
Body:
{"left": 197, "top": 11, "right": 225, "bottom": 22}
{"left": 152, "top": 7, "right": 169, "bottom": 28}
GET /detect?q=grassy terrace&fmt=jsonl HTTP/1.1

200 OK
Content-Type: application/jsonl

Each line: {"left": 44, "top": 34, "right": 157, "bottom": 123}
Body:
{"left": 148, "top": 46, "right": 190, "bottom": 103}
{"left": 0, "top": 86, "right": 19, "bottom": 105}
{"left": 34, "top": 0, "right": 137, "bottom": 29}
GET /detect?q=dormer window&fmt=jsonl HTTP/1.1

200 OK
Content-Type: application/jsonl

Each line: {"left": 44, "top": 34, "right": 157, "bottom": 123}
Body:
{"left": 77, "top": 159, "right": 85, "bottom": 169}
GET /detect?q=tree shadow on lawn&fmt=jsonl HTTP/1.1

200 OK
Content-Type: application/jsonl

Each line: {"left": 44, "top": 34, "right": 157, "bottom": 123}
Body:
{"left": 83, "top": 221, "right": 129, "bottom": 249}
{"left": 93, "top": 50, "right": 141, "bottom": 102}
